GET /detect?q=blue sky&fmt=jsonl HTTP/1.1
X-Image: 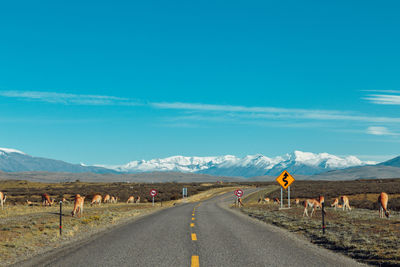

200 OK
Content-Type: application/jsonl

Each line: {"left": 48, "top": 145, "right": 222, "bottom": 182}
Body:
{"left": 0, "top": 1, "right": 399, "bottom": 164}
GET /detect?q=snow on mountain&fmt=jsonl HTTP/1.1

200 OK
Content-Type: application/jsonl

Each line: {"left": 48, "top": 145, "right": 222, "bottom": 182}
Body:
{"left": 0, "top": 147, "right": 26, "bottom": 155}
{"left": 102, "top": 151, "right": 376, "bottom": 177}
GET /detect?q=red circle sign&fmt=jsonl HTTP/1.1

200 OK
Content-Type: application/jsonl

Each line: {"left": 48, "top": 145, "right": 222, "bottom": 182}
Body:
{"left": 235, "top": 189, "right": 243, "bottom": 197}
{"left": 150, "top": 189, "right": 158, "bottom": 197}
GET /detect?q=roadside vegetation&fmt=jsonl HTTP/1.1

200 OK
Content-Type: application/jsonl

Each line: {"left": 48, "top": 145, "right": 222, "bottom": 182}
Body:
{"left": 240, "top": 179, "right": 400, "bottom": 266}
{"left": 0, "top": 180, "right": 237, "bottom": 266}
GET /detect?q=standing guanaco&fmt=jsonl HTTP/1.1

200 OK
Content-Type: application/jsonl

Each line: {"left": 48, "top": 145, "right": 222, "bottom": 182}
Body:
{"left": 303, "top": 199, "right": 321, "bottom": 217}
{"left": 340, "top": 195, "right": 351, "bottom": 211}
{"left": 91, "top": 194, "right": 102, "bottom": 206}
{"left": 378, "top": 192, "right": 389, "bottom": 218}
{"left": 0, "top": 191, "right": 6, "bottom": 210}
{"left": 72, "top": 194, "right": 85, "bottom": 217}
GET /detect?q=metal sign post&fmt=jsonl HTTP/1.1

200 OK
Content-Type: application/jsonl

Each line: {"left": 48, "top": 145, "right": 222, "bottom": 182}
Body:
{"left": 59, "top": 201, "right": 62, "bottom": 236}
{"left": 149, "top": 189, "right": 158, "bottom": 207}
{"left": 276, "top": 170, "right": 295, "bottom": 209}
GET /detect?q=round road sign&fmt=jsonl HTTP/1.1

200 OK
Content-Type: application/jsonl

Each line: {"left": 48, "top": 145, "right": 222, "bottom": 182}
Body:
{"left": 235, "top": 189, "right": 243, "bottom": 197}
{"left": 149, "top": 189, "right": 158, "bottom": 197}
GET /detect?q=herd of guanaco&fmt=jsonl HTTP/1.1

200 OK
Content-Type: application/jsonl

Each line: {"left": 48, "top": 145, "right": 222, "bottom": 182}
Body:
{"left": 0, "top": 189, "right": 393, "bottom": 219}
{"left": 0, "top": 191, "right": 141, "bottom": 217}
{"left": 258, "top": 192, "right": 391, "bottom": 219}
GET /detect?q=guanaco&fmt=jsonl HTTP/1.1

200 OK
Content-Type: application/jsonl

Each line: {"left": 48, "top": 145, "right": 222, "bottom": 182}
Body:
{"left": 136, "top": 196, "right": 140, "bottom": 203}
{"left": 72, "top": 194, "right": 85, "bottom": 217}
{"left": 378, "top": 192, "right": 389, "bottom": 218}
{"left": 103, "top": 194, "right": 111, "bottom": 203}
{"left": 331, "top": 198, "right": 339, "bottom": 210}
{"left": 0, "top": 192, "right": 6, "bottom": 210}
{"left": 274, "top": 198, "right": 280, "bottom": 204}
{"left": 110, "top": 196, "right": 119, "bottom": 204}
{"left": 318, "top": 196, "right": 325, "bottom": 205}
{"left": 126, "top": 196, "right": 135, "bottom": 203}
{"left": 295, "top": 198, "right": 300, "bottom": 205}
{"left": 303, "top": 199, "right": 321, "bottom": 217}
{"left": 340, "top": 195, "right": 351, "bottom": 211}
{"left": 41, "top": 193, "right": 54, "bottom": 206}
{"left": 91, "top": 194, "right": 102, "bottom": 206}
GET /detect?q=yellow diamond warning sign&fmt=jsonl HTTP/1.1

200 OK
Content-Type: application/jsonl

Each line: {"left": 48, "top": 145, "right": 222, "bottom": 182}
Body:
{"left": 276, "top": 170, "right": 295, "bottom": 189}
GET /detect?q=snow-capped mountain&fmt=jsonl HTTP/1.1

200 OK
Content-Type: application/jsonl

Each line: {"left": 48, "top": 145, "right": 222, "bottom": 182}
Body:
{"left": 0, "top": 147, "right": 379, "bottom": 178}
{"left": 101, "top": 151, "right": 376, "bottom": 177}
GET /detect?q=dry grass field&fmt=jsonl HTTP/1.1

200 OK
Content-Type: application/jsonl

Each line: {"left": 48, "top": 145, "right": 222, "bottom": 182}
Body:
{"left": 0, "top": 180, "right": 238, "bottom": 266}
{"left": 241, "top": 180, "right": 400, "bottom": 266}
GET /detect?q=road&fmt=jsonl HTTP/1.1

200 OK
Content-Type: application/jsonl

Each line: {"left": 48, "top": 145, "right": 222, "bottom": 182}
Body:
{"left": 26, "top": 189, "right": 363, "bottom": 267}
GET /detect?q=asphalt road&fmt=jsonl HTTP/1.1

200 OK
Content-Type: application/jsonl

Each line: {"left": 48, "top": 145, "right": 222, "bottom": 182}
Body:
{"left": 29, "top": 189, "right": 363, "bottom": 267}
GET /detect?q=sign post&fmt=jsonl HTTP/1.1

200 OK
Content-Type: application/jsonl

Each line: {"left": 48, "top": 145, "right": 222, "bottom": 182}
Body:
{"left": 182, "top": 187, "right": 188, "bottom": 199}
{"left": 276, "top": 170, "right": 295, "bottom": 209}
{"left": 234, "top": 189, "right": 244, "bottom": 207}
{"left": 149, "top": 189, "right": 158, "bottom": 207}
{"left": 59, "top": 201, "right": 62, "bottom": 236}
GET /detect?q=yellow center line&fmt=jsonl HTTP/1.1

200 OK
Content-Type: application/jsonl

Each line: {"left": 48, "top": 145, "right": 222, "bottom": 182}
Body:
{"left": 192, "top": 213, "right": 195, "bottom": 216}
{"left": 191, "top": 233, "right": 197, "bottom": 241}
{"left": 192, "top": 217, "right": 195, "bottom": 221}
{"left": 191, "top": 255, "right": 199, "bottom": 267}
{"left": 190, "top": 223, "right": 195, "bottom": 227}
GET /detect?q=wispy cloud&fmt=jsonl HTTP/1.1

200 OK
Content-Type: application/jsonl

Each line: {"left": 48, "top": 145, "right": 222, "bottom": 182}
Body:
{"left": 152, "top": 101, "right": 400, "bottom": 123}
{"left": 0, "top": 90, "right": 139, "bottom": 106}
{"left": 363, "top": 90, "right": 400, "bottom": 105}
{"left": 366, "top": 126, "right": 399, "bottom": 136}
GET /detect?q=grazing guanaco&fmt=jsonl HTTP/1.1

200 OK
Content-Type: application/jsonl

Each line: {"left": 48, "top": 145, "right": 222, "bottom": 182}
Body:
{"left": 0, "top": 191, "right": 7, "bottom": 210}
{"left": 378, "top": 192, "right": 389, "bottom": 218}
{"left": 238, "top": 197, "right": 244, "bottom": 207}
{"left": 331, "top": 198, "right": 339, "bottom": 210}
{"left": 41, "top": 193, "right": 54, "bottom": 206}
{"left": 126, "top": 196, "right": 135, "bottom": 203}
{"left": 72, "top": 194, "right": 85, "bottom": 217}
{"left": 258, "top": 197, "right": 270, "bottom": 204}
{"left": 91, "top": 194, "right": 102, "bottom": 206}
{"left": 340, "top": 195, "right": 351, "bottom": 211}
{"left": 303, "top": 199, "right": 321, "bottom": 217}
{"left": 103, "top": 194, "right": 111, "bottom": 203}
{"left": 110, "top": 196, "right": 119, "bottom": 204}
{"left": 318, "top": 195, "right": 325, "bottom": 205}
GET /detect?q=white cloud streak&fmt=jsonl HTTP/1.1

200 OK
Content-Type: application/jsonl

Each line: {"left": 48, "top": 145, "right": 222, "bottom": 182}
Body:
{"left": 0, "top": 90, "right": 139, "bottom": 106}
{"left": 152, "top": 102, "right": 400, "bottom": 123}
{"left": 366, "top": 126, "right": 399, "bottom": 136}
{"left": 363, "top": 90, "right": 400, "bottom": 105}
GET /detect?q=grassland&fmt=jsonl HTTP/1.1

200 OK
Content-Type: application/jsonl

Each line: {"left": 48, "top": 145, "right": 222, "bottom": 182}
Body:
{"left": 0, "top": 180, "right": 238, "bottom": 266}
{"left": 241, "top": 180, "right": 400, "bottom": 266}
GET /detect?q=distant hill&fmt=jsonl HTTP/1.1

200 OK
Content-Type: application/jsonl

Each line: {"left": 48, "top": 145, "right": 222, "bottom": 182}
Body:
{"left": 0, "top": 171, "right": 242, "bottom": 183}
{"left": 378, "top": 156, "right": 400, "bottom": 168}
{"left": 0, "top": 148, "right": 115, "bottom": 174}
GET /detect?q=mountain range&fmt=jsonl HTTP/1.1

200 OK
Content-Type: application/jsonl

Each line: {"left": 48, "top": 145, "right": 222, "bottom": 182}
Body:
{"left": 100, "top": 151, "right": 375, "bottom": 177}
{"left": 1, "top": 147, "right": 400, "bottom": 181}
